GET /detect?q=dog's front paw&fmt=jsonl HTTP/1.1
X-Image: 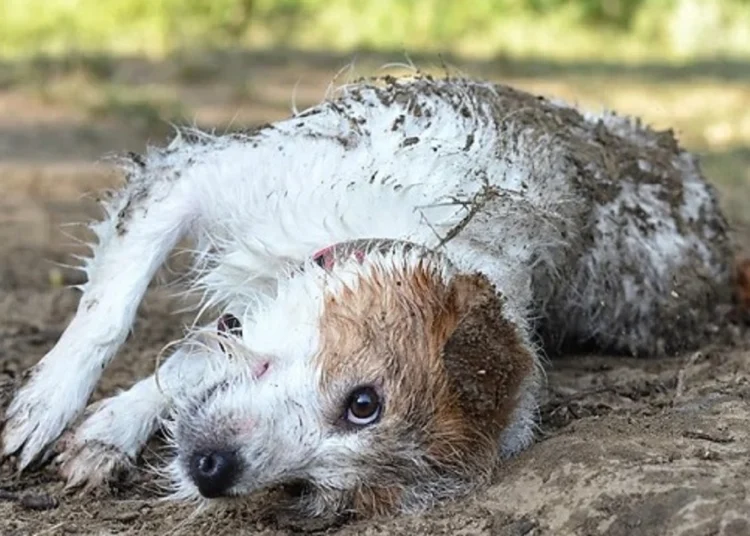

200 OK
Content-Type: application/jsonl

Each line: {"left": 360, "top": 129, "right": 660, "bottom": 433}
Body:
{"left": 2, "top": 364, "right": 87, "bottom": 470}
{"left": 54, "top": 392, "right": 159, "bottom": 491}
{"left": 57, "top": 432, "right": 134, "bottom": 491}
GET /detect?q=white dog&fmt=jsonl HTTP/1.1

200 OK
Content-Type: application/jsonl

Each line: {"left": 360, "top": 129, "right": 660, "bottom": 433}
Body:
{"left": 1, "top": 75, "right": 732, "bottom": 517}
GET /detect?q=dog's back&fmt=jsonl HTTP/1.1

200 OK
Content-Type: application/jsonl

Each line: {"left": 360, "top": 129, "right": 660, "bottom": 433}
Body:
{"left": 185, "top": 76, "right": 732, "bottom": 356}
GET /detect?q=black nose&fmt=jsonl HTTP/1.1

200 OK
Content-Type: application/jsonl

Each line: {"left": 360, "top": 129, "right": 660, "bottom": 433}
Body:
{"left": 189, "top": 450, "right": 239, "bottom": 498}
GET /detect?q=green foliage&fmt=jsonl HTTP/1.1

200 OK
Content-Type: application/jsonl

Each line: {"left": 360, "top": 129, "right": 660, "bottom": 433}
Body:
{"left": 1, "top": 0, "right": 749, "bottom": 59}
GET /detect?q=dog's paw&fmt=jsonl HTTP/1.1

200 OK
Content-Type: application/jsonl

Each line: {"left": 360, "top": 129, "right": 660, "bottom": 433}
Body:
{"left": 2, "top": 364, "right": 86, "bottom": 470}
{"left": 54, "top": 394, "right": 154, "bottom": 490}
{"left": 57, "top": 432, "right": 134, "bottom": 491}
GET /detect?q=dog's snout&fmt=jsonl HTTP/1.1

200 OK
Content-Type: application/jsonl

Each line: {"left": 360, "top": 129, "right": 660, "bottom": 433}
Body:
{"left": 189, "top": 450, "right": 239, "bottom": 498}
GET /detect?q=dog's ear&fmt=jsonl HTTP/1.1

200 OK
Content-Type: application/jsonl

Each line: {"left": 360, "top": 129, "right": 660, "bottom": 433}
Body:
{"left": 439, "top": 274, "right": 535, "bottom": 434}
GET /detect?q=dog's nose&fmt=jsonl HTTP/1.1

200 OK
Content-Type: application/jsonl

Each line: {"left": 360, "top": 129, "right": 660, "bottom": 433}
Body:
{"left": 189, "top": 450, "right": 239, "bottom": 498}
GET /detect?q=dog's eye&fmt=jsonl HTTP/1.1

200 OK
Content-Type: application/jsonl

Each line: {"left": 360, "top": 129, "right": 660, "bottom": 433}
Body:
{"left": 217, "top": 314, "right": 242, "bottom": 353}
{"left": 345, "top": 386, "right": 381, "bottom": 426}
{"left": 218, "top": 313, "right": 242, "bottom": 337}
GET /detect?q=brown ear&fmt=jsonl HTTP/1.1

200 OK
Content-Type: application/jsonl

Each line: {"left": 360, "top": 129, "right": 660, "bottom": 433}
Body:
{"left": 440, "top": 274, "right": 535, "bottom": 436}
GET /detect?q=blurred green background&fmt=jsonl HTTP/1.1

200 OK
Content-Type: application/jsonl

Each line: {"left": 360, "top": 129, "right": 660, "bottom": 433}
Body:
{"left": 2, "top": 0, "right": 750, "bottom": 59}
{"left": 0, "top": 0, "right": 748, "bottom": 237}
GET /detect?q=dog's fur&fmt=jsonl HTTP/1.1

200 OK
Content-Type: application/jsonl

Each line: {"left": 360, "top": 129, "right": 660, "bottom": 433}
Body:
{"left": 1, "top": 75, "right": 733, "bottom": 517}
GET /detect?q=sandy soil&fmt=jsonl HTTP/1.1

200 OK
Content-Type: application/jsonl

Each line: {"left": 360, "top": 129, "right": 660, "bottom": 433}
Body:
{"left": 1, "top": 53, "right": 749, "bottom": 536}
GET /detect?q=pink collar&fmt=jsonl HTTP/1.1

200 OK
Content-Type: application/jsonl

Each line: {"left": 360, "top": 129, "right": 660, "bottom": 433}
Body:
{"left": 312, "top": 243, "right": 366, "bottom": 270}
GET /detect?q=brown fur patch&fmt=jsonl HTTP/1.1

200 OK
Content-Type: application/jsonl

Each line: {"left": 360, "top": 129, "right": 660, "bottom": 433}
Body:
{"left": 315, "top": 253, "right": 534, "bottom": 514}
{"left": 352, "top": 485, "right": 403, "bottom": 517}
{"left": 735, "top": 258, "right": 750, "bottom": 311}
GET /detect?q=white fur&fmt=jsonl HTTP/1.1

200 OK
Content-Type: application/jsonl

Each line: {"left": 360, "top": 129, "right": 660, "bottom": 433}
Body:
{"left": 1, "top": 76, "right": 729, "bottom": 507}
{"left": 57, "top": 346, "right": 213, "bottom": 488}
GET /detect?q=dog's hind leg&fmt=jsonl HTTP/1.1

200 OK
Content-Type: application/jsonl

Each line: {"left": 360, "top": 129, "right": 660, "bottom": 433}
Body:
{"left": 547, "top": 147, "right": 733, "bottom": 356}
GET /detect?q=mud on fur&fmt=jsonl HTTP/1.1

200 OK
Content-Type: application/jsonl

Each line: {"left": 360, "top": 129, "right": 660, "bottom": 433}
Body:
{"left": 1, "top": 74, "right": 735, "bottom": 519}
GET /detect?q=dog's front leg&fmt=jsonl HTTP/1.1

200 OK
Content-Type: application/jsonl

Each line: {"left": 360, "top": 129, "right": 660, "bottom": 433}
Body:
{"left": 56, "top": 338, "right": 221, "bottom": 491}
{"left": 2, "top": 170, "right": 195, "bottom": 469}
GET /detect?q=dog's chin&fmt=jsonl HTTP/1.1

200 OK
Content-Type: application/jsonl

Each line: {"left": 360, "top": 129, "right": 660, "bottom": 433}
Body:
{"left": 278, "top": 479, "right": 314, "bottom": 499}
{"left": 267, "top": 484, "right": 353, "bottom": 531}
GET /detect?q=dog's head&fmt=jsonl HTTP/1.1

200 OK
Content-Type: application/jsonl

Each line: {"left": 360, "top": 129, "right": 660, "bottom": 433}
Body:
{"left": 166, "top": 240, "right": 536, "bottom": 517}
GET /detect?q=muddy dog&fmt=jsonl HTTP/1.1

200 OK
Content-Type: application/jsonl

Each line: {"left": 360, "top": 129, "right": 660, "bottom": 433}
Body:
{"left": 2, "top": 75, "right": 733, "bottom": 518}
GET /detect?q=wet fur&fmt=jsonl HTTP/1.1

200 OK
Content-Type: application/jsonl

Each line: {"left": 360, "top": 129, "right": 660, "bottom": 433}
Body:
{"left": 1, "top": 74, "right": 733, "bottom": 518}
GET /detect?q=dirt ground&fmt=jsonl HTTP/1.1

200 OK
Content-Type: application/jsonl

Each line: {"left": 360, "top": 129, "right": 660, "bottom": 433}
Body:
{"left": 1, "top": 51, "right": 749, "bottom": 536}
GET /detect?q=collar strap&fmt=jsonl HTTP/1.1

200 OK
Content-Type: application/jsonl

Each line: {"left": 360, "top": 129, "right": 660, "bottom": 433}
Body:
{"left": 312, "top": 243, "right": 366, "bottom": 270}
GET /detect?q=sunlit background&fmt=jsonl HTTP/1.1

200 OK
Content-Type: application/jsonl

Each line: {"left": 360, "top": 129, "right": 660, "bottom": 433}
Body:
{"left": 0, "top": 0, "right": 748, "bottom": 251}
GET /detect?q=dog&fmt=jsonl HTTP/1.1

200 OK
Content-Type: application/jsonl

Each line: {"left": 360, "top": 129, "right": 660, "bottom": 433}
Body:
{"left": 2, "top": 75, "right": 733, "bottom": 518}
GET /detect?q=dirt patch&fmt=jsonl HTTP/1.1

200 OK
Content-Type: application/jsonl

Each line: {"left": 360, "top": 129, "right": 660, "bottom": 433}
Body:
{"left": 1, "top": 56, "right": 749, "bottom": 536}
